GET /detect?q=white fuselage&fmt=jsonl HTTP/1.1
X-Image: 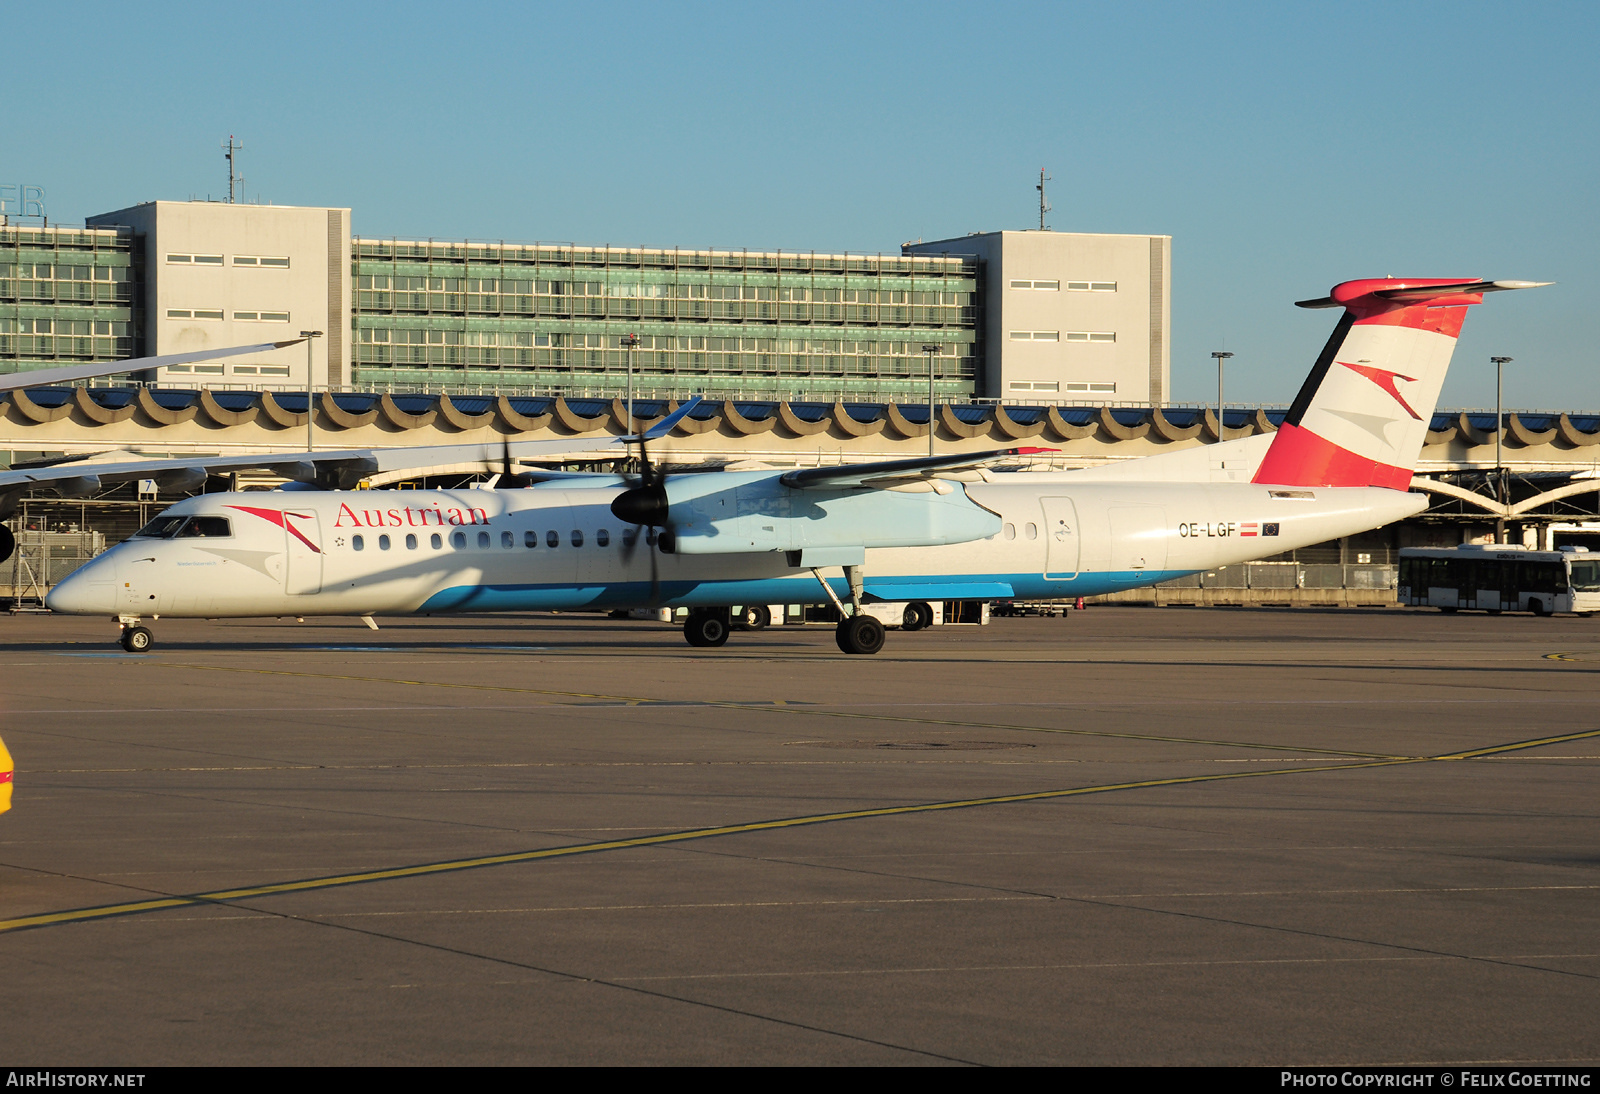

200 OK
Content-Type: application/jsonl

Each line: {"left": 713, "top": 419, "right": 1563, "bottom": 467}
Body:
{"left": 46, "top": 478, "right": 1425, "bottom": 620}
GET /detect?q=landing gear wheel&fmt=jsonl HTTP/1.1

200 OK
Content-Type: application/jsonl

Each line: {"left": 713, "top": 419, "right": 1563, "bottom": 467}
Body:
{"left": 901, "top": 601, "right": 933, "bottom": 632}
{"left": 683, "top": 610, "right": 730, "bottom": 648}
{"left": 738, "top": 605, "right": 771, "bottom": 630}
{"left": 835, "top": 614, "right": 886, "bottom": 655}
{"left": 120, "top": 626, "right": 153, "bottom": 653}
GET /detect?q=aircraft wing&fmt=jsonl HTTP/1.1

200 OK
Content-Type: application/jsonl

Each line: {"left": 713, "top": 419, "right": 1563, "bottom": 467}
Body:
{"left": 0, "top": 340, "right": 309, "bottom": 393}
{"left": 778, "top": 446, "right": 1056, "bottom": 490}
{"left": 0, "top": 397, "right": 703, "bottom": 495}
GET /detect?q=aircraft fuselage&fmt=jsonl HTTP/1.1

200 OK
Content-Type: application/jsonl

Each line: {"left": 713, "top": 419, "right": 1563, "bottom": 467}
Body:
{"left": 46, "top": 479, "right": 1424, "bottom": 620}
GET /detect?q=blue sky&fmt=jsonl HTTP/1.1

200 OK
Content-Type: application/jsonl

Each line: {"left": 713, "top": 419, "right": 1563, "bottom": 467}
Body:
{"left": 7, "top": 1, "right": 1595, "bottom": 410}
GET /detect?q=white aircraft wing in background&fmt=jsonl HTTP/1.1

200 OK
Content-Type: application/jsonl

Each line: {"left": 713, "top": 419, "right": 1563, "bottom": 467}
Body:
{"left": 0, "top": 339, "right": 311, "bottom": 393}
{"left": 0, "top": 395, "right": 702, "bottom": 496}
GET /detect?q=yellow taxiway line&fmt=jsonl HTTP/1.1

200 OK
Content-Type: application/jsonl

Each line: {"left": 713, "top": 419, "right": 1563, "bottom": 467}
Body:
{"left": 3, "top": 726, "right": 1594, "bottom": 938}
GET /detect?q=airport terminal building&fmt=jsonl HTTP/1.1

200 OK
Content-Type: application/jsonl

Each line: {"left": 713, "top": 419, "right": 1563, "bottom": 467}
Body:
{"left": 2, "top": 200, "right": 1172, "bottom": 404}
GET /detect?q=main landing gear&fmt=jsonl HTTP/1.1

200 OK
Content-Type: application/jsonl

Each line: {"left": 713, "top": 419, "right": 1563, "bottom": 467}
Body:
{"left": 677, "top": 564, "right": 895, "bottom": 655}
{"left": 812, "top": 563, "right": 888, "bottom": 656}
{"left": 683, "top": 608, "right": 730, "bottom": 648}
{"left": 118, "top": 616, "right": 154, "bottom": 652}
{"left": 835, "top": 613, "right": 885, "bottom": 655}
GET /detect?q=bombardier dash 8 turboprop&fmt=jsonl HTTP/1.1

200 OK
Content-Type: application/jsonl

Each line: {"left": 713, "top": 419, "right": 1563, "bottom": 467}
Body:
{"left": 42, "top": 277, "right": 1546, "bottom": 654}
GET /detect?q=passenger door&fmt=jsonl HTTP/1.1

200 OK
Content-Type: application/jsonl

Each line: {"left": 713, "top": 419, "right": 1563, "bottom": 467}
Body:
{"left": 1040, "top": 497, "right": 1080, "bottom": 580}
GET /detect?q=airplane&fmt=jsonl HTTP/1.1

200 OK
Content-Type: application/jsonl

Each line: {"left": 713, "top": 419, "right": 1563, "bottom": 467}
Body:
{"left": 34, "top": 276, "right": 1548, "bottom": 654}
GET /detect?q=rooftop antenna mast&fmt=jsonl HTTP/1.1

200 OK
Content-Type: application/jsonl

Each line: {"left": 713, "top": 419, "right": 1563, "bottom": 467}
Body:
{"left": 1037, "top": 168, "right": 1051, "bottom": 231}
{"left": 223, "top": 135, "right": 244, "bottom": 204}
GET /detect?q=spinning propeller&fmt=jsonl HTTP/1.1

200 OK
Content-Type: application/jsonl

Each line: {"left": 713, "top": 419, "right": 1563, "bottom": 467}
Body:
{"left": 610, "top": 399, "right": 701, "bottom": 604}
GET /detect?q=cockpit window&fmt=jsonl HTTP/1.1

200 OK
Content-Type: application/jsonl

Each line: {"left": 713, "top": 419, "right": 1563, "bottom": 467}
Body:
{"left": 136, "top": 516, "right": 232, "bottom": 539}
{"left": 133, "top": 516, "right": 188, "bottom": 538}
{"left": 177, "top": 517, "right": 232, "bottom": 538}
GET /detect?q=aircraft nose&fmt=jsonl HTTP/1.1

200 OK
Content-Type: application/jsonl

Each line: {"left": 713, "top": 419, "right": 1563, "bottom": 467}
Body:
{"left": 45, "top": 556, "right": 116, "bottom": 615}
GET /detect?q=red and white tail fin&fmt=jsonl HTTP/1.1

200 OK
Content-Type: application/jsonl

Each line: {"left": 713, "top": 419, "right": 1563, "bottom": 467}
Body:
{"left": 1252, "top": 278, "right": 1549, "bottom": 490}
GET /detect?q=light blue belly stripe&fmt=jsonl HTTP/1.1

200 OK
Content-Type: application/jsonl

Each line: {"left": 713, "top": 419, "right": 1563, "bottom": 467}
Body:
{"left": 417, "top": 571, "right": 1197, "bottom": 613}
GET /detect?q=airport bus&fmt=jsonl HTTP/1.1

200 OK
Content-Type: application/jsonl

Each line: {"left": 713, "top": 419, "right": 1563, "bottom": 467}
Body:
{"left": 1397, "top": 545, "right": 1600, "bottom": 615}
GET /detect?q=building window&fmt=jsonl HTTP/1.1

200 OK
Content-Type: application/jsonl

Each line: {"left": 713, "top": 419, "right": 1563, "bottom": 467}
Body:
{"left": 1009, "top": 280, "right": 1061, "bottom": 291}
{"left": 1065, "top": 382, "right": 1117, "bottom": 393}
{"left": 1008, "top": 381, "right": 1060, "bottom": 392}
{"left": 234, "top": 311, "right": 290, "bottom": 322}
{"left": 1065, "top": 281, "right": 1118, "bottom": 292}
{"left": 1062, "top": 332, "right": 1116, "bottom": 343}
{"left": 1009, "top": 330, "right": 1060, "bottom": 342}
{"left": 234, "top": 256, "right": 290, "bottom": 268}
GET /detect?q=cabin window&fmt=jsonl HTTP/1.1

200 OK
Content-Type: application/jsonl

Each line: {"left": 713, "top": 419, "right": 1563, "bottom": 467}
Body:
{"left": 452, "top": 531, "right": 466, "bottom": 549}
{"left": 546, "top": 530, "right": 559, "bottom": 548}
{"left": 431, "top": 533, "right": 442, "bottom": 550}
{"left": 352, "top": 534, "right": 365, "bottom": 551}
{"left": 596, "top": 528, "right": 610, "bottom": 547}
{"left": 406, "top": 534, "right": 417, "bottom": 550}
{"left": 525, "top": 530, "right": 539, "bottom": 548}
{"left": 477, "top": 531, "right": 490, "bottom": 548}
{"left": 1025, "top": 523, "right": 1038, "bottom": 540}
{"left": 1003, "top": 523, "right": 1016, "bottom": 540}
{"left": 571, "top": 530, "right": 584, "bottom": 547}
{"left": 502, "top": 531, "right": 514, "bottom": 548}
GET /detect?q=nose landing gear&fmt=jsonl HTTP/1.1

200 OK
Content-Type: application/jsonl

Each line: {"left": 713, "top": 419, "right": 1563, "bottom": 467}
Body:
{"left": 118, "top": 616, "right": 153, "bottom": 652}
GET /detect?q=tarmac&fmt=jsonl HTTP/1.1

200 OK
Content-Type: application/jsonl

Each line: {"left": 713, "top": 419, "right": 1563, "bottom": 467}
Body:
{"left": 0, "top": 606, "right": 1596, "bottom": 1066}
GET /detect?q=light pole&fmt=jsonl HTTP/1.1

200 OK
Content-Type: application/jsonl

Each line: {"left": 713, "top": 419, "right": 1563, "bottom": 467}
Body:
{"left": 620, "top": 333, "right": 641, "bottom": 433}
{"left": 1491, "top": 355, "right": 1512, "bottom": 542}
{"left": 1211, "top": 351, "right": 1233, "bottom": 442}
{"left": 301, "top": 331, "right": 323, "bottom": 453}
{"left": 922, "top": 343, "right": 939, "bottom": 458}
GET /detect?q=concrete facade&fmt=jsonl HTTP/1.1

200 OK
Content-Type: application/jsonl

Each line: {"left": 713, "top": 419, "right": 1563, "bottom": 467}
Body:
{"left": 86, "top": 202, "right": 351, "bottom": 388}
{"left": 905, "top": 231, "right": 1171, "bottom": 404}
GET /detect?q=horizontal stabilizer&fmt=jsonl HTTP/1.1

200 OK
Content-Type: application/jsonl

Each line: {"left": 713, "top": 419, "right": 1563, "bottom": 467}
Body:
{"left": 1294, "top": 279, "right": 1552, "bottom": 309}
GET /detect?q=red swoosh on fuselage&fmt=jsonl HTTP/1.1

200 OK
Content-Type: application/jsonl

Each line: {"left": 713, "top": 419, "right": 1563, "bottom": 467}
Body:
{"left": 226, "top": 505, "right": 322, "bottom": 554}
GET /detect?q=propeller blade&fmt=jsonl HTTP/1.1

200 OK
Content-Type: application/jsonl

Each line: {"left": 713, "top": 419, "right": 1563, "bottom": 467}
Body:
{"left": 648, "top": 531, "right": 660, "bottom": 606}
